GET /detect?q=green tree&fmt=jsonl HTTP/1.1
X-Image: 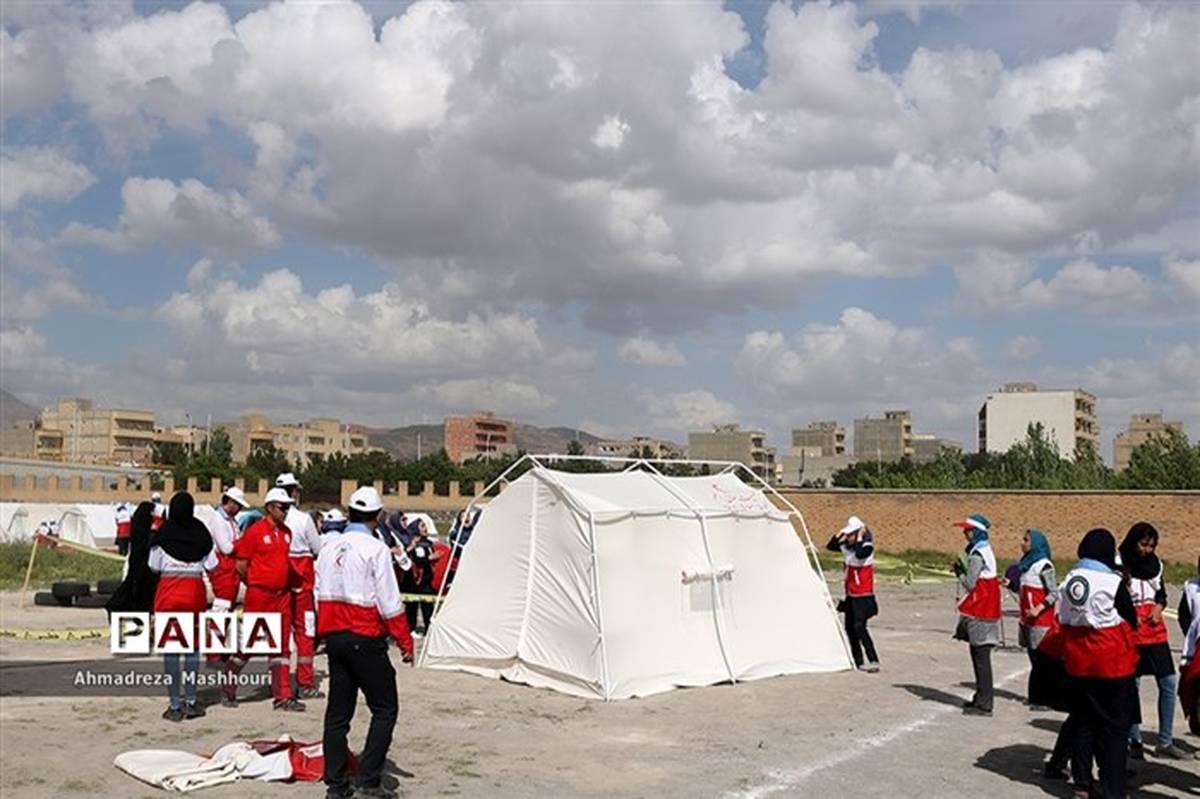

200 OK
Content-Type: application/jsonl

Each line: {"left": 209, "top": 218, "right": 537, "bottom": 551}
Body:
{"left": 1121, "top": 428, "right": 1200, "bottom": 489}
{"left": 566, "top": 439, "right": 585, "bottom": 456}
{"left": 207, "top": 427, "right": 234, "bottom": 465}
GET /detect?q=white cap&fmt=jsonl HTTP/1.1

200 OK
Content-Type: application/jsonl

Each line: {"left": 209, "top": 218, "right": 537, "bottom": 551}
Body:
{"left": 263, "top": 487, "right": 295, "bottom": 507}
{"left": 348, "top": 486, "right": 384, "bottom": 514}
{"left": 275, "top": 472, "right": 301, "bottom": 488}
{"left": 840, "top": 515, "right": 865, "bottom": 534}
{"left": 323, "top": 508, "right": 346, "bottom": 522}
{"left": 151, "top": 492, "right": 162, "bottom": 502}
{"left": 222, "top": 486, "right": 249, "bottom": 508}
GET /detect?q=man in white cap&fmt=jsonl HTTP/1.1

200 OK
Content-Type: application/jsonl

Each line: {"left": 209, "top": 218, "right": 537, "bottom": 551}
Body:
{"left": 275, "top": 472, "right": 323, "bottom": 698}
{"left": 150, "top": 491, "right": 167, "bottom": 532}
{"left": 206, "top": 487, "right": 249, "bottom": 612}
{"left": 222, "top": 487, "right": 304, "bottom": 711}
{"left": 316, "top": 486, "right": 413, "bottom": 799}
{"left": 826, "top": 515, "right": 880, "bottom": 672}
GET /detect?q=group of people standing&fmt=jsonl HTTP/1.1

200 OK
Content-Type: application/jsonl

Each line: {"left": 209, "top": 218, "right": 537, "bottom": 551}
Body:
{"left": 826, "top": 512, "right": 1198, "bottom": 799}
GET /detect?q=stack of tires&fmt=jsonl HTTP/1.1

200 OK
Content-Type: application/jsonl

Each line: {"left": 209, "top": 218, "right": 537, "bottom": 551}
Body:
{"left": 33, "top": 579, "right": 122, "bottom": 609}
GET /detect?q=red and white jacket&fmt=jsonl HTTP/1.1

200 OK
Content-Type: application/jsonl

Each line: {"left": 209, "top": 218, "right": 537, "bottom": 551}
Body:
{"left": 149, "top": 546, "right": 219, "bottom": 613}
{"left": 205, "top": 506, "right": 242, "bottom": 606}
{"left": 115, "top": 505, "right": 132, "bottom": 540}
{"left": 840, "top": 542, "right": 875, "bottom": 598}
{"left": 958, "top": 540, "right": 1001, "bottom": 621}
{"left": 1057, "top": 564, "right": 1138, "bottom": 679}
{"left": 1018, "top": 558, "right": 1058, "bottom": 629}
{"left": 1128, "top": 562, "right": 1168, "bottom": 647}
{"left": 315, "top": 524, "right": 413, "bottom": 656}
{"left": 286, "top": 506, "right": 322, "bottom": 593}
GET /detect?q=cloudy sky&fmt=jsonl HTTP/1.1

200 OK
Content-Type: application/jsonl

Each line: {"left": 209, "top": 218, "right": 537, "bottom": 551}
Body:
{"left": 1, "top": 0, "right": 1197, "bottom": 457}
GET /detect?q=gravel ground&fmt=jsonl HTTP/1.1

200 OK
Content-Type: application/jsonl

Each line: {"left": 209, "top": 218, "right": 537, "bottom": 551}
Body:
{"left": 1, "top": 581, "right": 1196, "bottom": 798}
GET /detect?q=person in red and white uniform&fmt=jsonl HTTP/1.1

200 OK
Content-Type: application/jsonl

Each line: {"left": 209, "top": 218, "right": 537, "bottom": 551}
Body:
{"left": 151, "top": 492, "right": 167, "bottom": 532}
{"left": 951, "top": 513, "right": 1001, "bottom": 716}
{"left": 115, "top": 502, "right": 133, "bottom": 556}
{"left": 221, "top": 488, "right": 304, "bottom": 712}
{"left": 274, "top": 472, "right": 323, "bottom": 699}
{"left": 1004, "top": 528, "right": 1059, "bottom": 708}
{"left": 1118, "top": 522, "right": 1186, "bottom": 760}
{"left": 316, "top": 486, "right": 413, "bottom": 799}
{"left": 205, "top": 487, "right": 249, "bottom": 612}
{"left": 825, "top": 515, "right": 879, "bottom": 672}
{"left": 1178, "top": 556, "right": 1200, "bottom": 739}
{"left": 1058, "top": 528, "right": 1140, "bottom": 798}
{"left": 148, "top": 492, "right": 217, "bottom": 722}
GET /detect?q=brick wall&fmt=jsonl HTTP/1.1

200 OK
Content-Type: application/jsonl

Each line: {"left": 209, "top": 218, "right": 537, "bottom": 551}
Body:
{"left": 776, "top": 490, "right": 1200, "bottom": 563}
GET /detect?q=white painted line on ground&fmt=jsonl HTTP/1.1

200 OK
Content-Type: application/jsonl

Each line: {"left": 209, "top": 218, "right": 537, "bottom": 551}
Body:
{"left": 725, "top": 666, "right": 1031, "bottom": 799}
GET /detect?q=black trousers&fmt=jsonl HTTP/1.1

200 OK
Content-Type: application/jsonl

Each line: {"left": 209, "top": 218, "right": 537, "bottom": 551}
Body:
{"left": 405, "top": 597, "right": 434, "bottom": 632}
{"left": 843, "top": 611, "right": 878, "bottom": 667}
{"left": 1049, "top": 712, "right": 1080, "bottom": 771}
{"left": 116, "top": 539, "right": 130, "bottom": 556}
{"left": 323, "top": 632, "right": 399, "bottom": 791}
{"left": 1068, "top": 676, "right": 1136, "bottom": 799}
{"left": 969, "top": 645, "right": 995, "bottom": 711}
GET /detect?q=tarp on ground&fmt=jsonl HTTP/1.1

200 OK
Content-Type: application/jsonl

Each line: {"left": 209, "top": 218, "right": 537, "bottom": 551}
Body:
{"left": 420, "top": 467, "right": 852, "bottom": 700}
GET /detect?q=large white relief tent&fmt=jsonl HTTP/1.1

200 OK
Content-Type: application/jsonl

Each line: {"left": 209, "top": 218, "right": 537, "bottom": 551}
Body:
{"left": 420, "top": 460, "right": 852, "bottom": 700}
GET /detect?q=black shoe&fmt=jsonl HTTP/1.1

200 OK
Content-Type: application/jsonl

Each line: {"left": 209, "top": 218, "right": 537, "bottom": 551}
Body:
{"left": 298, "top": 686, "right": 325, "bottom": 699}
{"left": 1129, "top": 740, "right": 1145, "bottom": 761}
{"left": 220, "top": 694, "right": 238, "bottom": 708}
{"left": 353, "top": 786, "right": 397, "bottom": 799}
{"left": 162, "top": 706, "right": 184, "bottom": 722}
{"left": 184, "top": 702, "right": 206, "bottom": 719}
{"left": 962, "top": 705, "right": 993, "bottom": 717}
{"left": 1043, "top": 762, "right": 1067, "bottom": 780}
{"left": 273, "top": 697, "right": 306, "bottom": 712}
{"left": 325, "top": 786, "right": 355, "bottom": 799}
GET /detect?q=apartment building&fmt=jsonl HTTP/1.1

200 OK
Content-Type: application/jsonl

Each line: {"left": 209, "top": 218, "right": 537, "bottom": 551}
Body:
{"left": 977, "top": 383, "right": 1098, "bottom": 459}
{"left": 791, "top": 421, "right": 847, "bottom": 456}
{"left": 853, "top": 410, "right": 914, "bottom": 463}
{"left": 687, "top": 424, "right": 777, "bottom": 482}
{"left": 1113, "top": 413, "right": 1185, "bottom": 472}
{"left": 444, "top": 412, "right": 517, "bottom": 464}
{"left": 587, "top": 437, "right": 685, "bottom": 460}
{"left": 39, "top": 398, "right": 156, "bottom": 464}
{"left": 226, "top": 414, "right": 370, "bottom": 467}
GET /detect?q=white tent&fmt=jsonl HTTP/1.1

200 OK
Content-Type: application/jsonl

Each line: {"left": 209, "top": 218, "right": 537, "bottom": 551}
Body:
{"left": 56, "top": 504, "right": 119, "bottom": 548}
{"left": 1, "top": 503, "right": 30, "bottom": 542}
{"left": 420, "top": 460, "right": 852, "bottom": 700}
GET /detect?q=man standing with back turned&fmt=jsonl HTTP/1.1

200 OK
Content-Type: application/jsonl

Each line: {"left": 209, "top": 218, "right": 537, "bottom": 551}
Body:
{"left": 316, "top": 486, "right": 414, "bottom": 799}
{"left": 276, "top": 472, "right": 323, "bottom": 698}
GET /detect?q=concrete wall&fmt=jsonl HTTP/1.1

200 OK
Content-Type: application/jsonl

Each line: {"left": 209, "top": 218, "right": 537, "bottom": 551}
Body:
{"left": 339, "top": 479, "right": 489, "bottom": 511}
{"left": 777, "top": 490, "right": 1200, "bottom": 563}
{"left": 0, "top": 474, "right": 273, "bottom": 507}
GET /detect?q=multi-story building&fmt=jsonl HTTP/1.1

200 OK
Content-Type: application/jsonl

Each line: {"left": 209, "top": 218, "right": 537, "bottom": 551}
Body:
{"left": 225, "top": 414, "right": 370, "bottom": 467}
{"left": 444, "top": 412, "right": 517, "bottom": 464}
{"left": 910, "top": 434, "right": 963, "bottom": 464}
{"left": 853, "top": 410, "right": 914, "bottom": 463}
{"left": 778, "top": 448, "right": 856, "bottom": 487}
{"left": 39, "top": 398, "right": 156, "bottom": 464}
{"left": 0, "top": 421, "right": 65, "bottom": 460}
{"left": 587, "top": 437, "right": 685, "bottom": 460}
{"left": 1113, "top": 414, "right": 1185, "bottom": 472}
{"left": 687, "top": 424, "right": 777, "bottom": 482}
{"left": 977, "top": 383, "right": 1098, "bottom": 459}
{"left": 791, "top": 421, "right": 847, "bottom": 456}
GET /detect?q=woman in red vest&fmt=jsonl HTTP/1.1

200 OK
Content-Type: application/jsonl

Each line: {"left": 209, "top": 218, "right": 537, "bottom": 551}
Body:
{"left": 1059, "top": 528, "right": 1139, "bottom": 798}
{"left": 951, "top": 513, "right": 1002, "bottom": 716}
{"left": 1007, "top": 528, "right": 1059, "bottom": 707}
{"left": 825, "top": 515, "right": 879, "bottom": 672}
{"left": 1119, "top": 522, "right": 1186, "bottom": 760}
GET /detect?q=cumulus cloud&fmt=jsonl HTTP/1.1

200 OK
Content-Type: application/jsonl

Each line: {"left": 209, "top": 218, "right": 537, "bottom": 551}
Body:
{"left": 1007, "top": 335, "right": 1041, "bottom": 362}
{"left": 1018, "top": 259, "right": 1153, "bottom": 314}
{"left": 617, "top": 335, "right": 686, "bottom": 367}
{"left": 1164, "top": 255, "right": 1200, "bottom": 302}
{"left": 7, "top": 1, "right": 1191, "bottom": 327}
{"left": 0, "top": 147, "right": 95, "bottom": 210}
{"left": 60, "top": 177, "right": 279, "bottom": 255}
{"left": 640, "top": 389, "right": 738, "bottom": 433}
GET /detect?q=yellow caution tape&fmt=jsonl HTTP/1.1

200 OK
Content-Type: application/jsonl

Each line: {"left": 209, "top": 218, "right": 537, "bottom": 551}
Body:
{"left": 0, "top": 627, "right": 110, "bottom": 641}
{"left": 34, "top": 533, "right": 126, "bottom": 562}
{"left": 400, "top": 593, "right": 444, "bottom": 604}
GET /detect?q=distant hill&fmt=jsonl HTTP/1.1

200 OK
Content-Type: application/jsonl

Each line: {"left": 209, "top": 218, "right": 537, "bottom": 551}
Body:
{"left": 364, "top": 422, "right": 601, "bottom": 461}
{"left": 0, "top": 389, "right": 39, "bottom": 429}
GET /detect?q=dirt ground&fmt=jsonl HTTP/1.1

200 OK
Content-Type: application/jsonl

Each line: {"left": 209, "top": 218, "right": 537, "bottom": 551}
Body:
{"left": 1, "top": 580, "right": 1197, "bottom": 799}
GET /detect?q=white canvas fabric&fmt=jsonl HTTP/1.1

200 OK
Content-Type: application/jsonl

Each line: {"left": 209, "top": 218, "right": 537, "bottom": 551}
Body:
{"left": 0, "top": 503, "right": 29, "bottom": 542}
{"left": 421, "top": 468, "right": 851, "bottom": 700}
{"left": 55, "top": 504, "right": 119, "bottom": 548}
{"left": 114, "top": 743, "right": 292, "bottom": 792}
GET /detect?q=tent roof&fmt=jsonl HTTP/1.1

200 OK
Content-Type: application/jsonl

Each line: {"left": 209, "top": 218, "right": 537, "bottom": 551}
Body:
{"left": 527, "top": 468, "right": 784, "bottom": 518}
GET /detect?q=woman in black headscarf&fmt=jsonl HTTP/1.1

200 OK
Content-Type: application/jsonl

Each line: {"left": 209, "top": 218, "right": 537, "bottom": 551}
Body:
{"left": 104, "top": 501, "right": 159, "bottom": 615}
{"left": 1118, "top": 522, "right": 1183, "bottom": 759}
{"left": 148, "top": 492, "right": 215, "bottom": 721}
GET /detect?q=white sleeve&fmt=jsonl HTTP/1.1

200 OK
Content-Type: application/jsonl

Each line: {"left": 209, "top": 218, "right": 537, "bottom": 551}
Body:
{"left": 148, "top": 547, "right": 165, "bottom": 574}
{"left": 374, "top": 545, "right": 404, "bottom": 620}
{"left": 304, "top": 515, "right": 322, "bottom": 555}
{"left": 207, "top": 514, "right": 234, "bottom": 556}
{"left": 203, "top": 546, "right": 219, "bottom": 572}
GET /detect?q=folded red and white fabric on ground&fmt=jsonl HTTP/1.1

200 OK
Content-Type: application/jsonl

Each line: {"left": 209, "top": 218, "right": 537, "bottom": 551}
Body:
{"left": 114, "top": 736, "right": 344, "bottom": 792}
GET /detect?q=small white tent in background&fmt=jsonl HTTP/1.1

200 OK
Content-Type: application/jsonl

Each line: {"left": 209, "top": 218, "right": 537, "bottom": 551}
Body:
{"left": 56, "top": 504, "right": 119, "bottom": 548}
{"left": 1, "top": 503, "right": 30, "bottom": 542}
{"left": 420, "top": 456, "right": 852, "bottom": 701}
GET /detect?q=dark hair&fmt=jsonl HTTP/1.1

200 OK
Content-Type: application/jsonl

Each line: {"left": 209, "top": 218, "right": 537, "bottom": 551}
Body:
{"left": 286, "top": 485, "right": 301, "bottom": 500}
{"left": 348, "top": 508, "right": 375, "bottom": 524}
